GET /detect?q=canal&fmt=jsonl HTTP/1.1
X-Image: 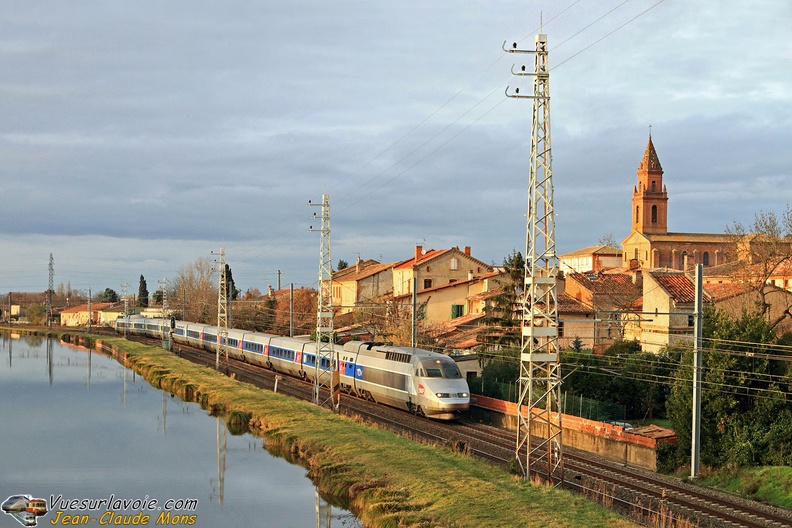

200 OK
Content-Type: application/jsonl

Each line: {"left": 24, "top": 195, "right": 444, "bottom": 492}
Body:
{"left": 0, "top": 334, "right": 361, "bottom": 528}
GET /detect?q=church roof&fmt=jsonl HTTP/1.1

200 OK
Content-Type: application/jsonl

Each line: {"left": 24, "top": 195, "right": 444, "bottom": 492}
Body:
{"left": 640, "top": 232, "right": 734, "bottom": 243}
{"left": 639, "top": 135, "right": 663, "bottom": 173}
{"left": 560, "top": 245, "right": 622, "bottom": 258}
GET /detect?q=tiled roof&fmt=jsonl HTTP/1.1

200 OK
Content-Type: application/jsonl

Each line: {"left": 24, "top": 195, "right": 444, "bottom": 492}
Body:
{"left": 394, "top": 248, "right": 449, "bottom": 270}
{"left": 642, "top": 232, "right": 734, "bottom": 243}
{"left": 557, "top": 293, "right": 595, "bottom": 315}
{"left": 568, "top": 272, "right": 641, "bottom": 296}
{"left": 704, "top": 282, "right": 751, "bottom": 301}
{"left": 650, "top": 272, "right": 696, "bottom": 303}
{"left": 639, "top": 135, "right": 663, "bottom": 172}
{"left": 332, "top": 259, "right": 380, "bottom": 280}
{"left": 560, "top": 245, "right": 622, "bottom": 258}
{"left": 61, "top": 302, "right": 118, "bottom": 313}
{"left": 355, "top": 261, "right": 398, "bottom": 280}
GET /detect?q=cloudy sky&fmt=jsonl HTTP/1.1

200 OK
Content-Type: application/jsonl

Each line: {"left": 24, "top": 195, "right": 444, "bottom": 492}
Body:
{"left": 2, "top": 1, "right": 791, "bottom": 295}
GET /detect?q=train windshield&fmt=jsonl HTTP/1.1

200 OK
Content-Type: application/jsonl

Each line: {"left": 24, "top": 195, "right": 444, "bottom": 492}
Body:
{"left": 422, "top": 360, "right": 462, "bottom": 379}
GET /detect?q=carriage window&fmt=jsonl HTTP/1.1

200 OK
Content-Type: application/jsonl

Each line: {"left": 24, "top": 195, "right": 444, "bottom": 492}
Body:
{"left": 424, "top": 368, "right": 443, "bottom": 378}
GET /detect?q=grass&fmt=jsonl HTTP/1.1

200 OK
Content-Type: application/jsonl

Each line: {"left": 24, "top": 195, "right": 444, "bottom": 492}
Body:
{"left": 699, "top": 466, "right": 792, "bottom": 509}
{"left": 10, "top": 328, "right": 640, "bottom": 527}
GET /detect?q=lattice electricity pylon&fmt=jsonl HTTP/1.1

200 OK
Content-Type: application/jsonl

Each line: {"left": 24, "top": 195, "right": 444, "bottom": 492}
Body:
{"left": 213, "top": 247, "right": 229, "bottom": 372}
{"left": 504, "top": 33, "right": 563, "bottom": 486}
{"left": 308, "top": 194, "right": 339, "bottom": 411}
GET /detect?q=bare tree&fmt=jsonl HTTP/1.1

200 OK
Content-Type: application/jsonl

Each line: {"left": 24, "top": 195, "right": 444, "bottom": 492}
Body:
{"left": 172, "top": 257, "right": 218, "bottom": 324}
{"left": 597, "top": 232, "right": 620, "bottom": 248}
{"left": 727, "top": 206, "right": 792, "bottom": 329}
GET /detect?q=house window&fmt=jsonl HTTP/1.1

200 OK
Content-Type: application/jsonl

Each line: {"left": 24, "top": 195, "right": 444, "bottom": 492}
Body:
{"left": 424, "top": 279, "right": 433, "bottom": 289}
{"left": 558, "top": 321, "right": 564, "bottom": 337}
{"left": 651, "top": 205, "right": 657, "bottom": 223}
{"left": 450, "top": 258, "right": 459, "bottom": 270}
{"left": 703, "top": 252, "right": 710, "bottom": 266}
{"left": 451, "top": 304, "right": 464, "bottom": 318}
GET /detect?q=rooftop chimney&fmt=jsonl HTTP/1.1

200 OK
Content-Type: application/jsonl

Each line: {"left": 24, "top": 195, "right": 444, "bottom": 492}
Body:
{"left": 415, "top": 245, "right": 423, "bottom": 262}
{"left": 464, "top": 246, "right": 471, "bottom": 255}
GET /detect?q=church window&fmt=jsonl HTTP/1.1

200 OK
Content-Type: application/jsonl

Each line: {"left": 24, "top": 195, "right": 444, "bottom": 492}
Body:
{"left": 651, "top": 181, "right": 656, "bottom": 191}
{"left": 635, "top": 206, "right": 640, "bottom": 223}
{"left": 634, "top": 248, "right": 638, "bottom": 260}
{"left": 651, "top": 205, "right": 658, "bottom": 223}
{"left": 703, "top": 252, "right": 710, "bottom": 266}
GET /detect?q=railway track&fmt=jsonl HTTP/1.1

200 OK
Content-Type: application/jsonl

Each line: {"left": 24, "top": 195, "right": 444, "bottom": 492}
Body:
{"left": 126, "top": 336, "right": 792, "bottom": 528}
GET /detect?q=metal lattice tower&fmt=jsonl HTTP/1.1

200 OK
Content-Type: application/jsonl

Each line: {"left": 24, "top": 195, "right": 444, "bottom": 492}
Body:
{"left": 47, "top": 253, "right": 54, "bottom": 327}
{"left": 309, "top": 194, "right": 339, "bottom": 410}
{"left": 505, "top": 33, "right": 563, "bottom": 485}
{"left": 215, "top": 247, "right": 229, "bottom": 371}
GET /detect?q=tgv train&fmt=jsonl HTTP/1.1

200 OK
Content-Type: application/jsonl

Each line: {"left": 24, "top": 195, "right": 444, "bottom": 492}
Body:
{"left": 116, "top": 315, "right": 470, "bottom": 420}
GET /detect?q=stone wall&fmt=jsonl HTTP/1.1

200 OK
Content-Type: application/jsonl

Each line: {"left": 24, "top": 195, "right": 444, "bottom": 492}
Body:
{"left": 471, "top": 395, "right": 672, "bottom": 471}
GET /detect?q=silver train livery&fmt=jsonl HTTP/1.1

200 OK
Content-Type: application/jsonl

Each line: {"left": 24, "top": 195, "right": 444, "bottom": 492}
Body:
{"left": 116, "top": 315, "right": 470, "bottom": 420}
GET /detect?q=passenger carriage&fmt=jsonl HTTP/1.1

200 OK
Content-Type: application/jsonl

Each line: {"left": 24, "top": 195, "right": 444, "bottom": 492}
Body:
{"left": 240, "top": 332, "right": 271, "bottom": 367}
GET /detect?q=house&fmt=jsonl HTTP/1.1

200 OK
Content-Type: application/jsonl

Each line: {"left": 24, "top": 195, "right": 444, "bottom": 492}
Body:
{"left": 559, "top": 245, "right": 622, "bottom": 274}
{"left": 60, "top": 303, "right": 123, "bottom": 327}
{"left": 392, "top": 245, "right": 493, "bottom": 297}
{"left": 393, "top": 269, "right": 502, "bottom": 324}
{"left": 329, "top": 258, "right": 397, "bottom": 314}
{"left": 639, "top": 271, "right": 702, "bottom": 354}
{"left": 564, "top": 271, "right": 642, "bottom": 352}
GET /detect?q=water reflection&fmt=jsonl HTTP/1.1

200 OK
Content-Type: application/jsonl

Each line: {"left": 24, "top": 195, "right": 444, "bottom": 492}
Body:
{"left": 0, "top": 334, "right": 362, "bottom": 528}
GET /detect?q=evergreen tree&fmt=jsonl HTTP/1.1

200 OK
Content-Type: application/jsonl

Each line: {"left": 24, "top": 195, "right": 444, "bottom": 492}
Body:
{"left": 225, "top": 264, "right": 239, "bottom": 300}
{"left": 100, "top": 288, "right": 119, "bottom": 303}
{"left": 137, "top": 275, "right": 149, "bottom": 308}
{"left": 478, "top": 249, "right": 524, "bottom": 351}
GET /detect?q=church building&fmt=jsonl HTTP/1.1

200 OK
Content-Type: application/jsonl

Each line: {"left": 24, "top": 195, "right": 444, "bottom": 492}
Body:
{"left": 621, "top": 136, "right": 735, "bottom": 270}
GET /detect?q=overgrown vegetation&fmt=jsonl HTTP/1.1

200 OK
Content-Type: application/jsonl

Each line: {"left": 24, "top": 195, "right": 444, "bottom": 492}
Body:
{"left": 665, "top": 305, "right": 792, "bottom": 471}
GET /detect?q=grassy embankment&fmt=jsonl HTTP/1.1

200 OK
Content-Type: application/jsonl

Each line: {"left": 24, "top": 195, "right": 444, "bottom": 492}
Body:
{"left": 699, "top": 467, "right": 792, "bottom": 509}
{"left": 14, "top": 329, "right": 637, "bottom": 528}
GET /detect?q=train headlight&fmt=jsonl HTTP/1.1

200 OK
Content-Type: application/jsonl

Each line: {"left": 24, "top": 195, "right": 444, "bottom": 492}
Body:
{"left": 435, "top": 392, "right": 449, "bottom": 399}
{"left": 459, "top": 392, "right": 469, "bottom": 398}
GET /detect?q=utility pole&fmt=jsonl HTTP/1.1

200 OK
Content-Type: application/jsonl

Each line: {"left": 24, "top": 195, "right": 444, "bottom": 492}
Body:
{"left": 505, "top": 32, "right": 563, "bottom": 485}
{"left": 47, "top": 254, "right": 54, "bottom": 327}
{"left": 691, "top": 263, "right": 704, "bottom": 478}
{"left": 122, "top": 282, "right": 129, "bottom": 338}
{"left": 309, "top": 194, "right": 339, "bottom": 411}
{"left": 213, "top": 248, "right": 229, "bottom": 372}
{"left": 87, "top": 287, "right": 92, "bottom": 332}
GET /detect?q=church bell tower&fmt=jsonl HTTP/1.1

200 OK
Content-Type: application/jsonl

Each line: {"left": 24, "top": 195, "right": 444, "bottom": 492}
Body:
{"left": 632, "top": 135, "right": 668, "bottom": 235}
